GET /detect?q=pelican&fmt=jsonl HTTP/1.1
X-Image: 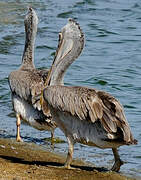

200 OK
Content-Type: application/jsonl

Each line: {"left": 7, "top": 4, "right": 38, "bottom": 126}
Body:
{"left": 42, "top": 18, "right": 137, "bottom": 171}
{"left": 8, "top": 8, "right": 57, "bottom": 142}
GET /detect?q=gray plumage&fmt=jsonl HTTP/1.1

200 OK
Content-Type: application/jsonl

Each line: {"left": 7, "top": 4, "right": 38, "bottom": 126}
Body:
{"left": 9, "top": 69, "right": 48, "bottom": 110}
{"left": 44, "top": 85, "right": 135, "bottom": 144}
{"left": 43, "top": 18, "right": 137, "bottom": 171}
{"left": 8, "top": 8, "right": 56, "bottom": 142}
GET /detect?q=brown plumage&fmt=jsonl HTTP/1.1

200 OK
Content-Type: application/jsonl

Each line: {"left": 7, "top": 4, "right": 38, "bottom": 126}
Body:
{"left": 44, "top": 85, "right": 136, "bottom": 145}
{"left": 42, "top": 18, "right": 137, "bottom": 172}
{"left": 8, "top": 8, "right": 56, "bottom": 142}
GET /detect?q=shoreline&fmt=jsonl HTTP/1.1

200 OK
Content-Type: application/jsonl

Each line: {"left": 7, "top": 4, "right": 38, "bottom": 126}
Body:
{"left": 0, "top": 138, "right": 138, "bottom": 180}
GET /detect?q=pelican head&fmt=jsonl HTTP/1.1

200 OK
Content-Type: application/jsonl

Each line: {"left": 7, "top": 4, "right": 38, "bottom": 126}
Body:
{"left": 24, "top": 7, "right": 38, "bottom": 37}
{"left": 45, "top": 18, "right": 84, "bottom": 86}
{"left": 53, "top": 18, "right": 84, "bottom": 67}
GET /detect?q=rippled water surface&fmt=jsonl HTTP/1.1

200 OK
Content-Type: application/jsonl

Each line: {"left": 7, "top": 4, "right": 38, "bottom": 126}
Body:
{"left": 0, "top": 0, "right": 141, "bottom": 178}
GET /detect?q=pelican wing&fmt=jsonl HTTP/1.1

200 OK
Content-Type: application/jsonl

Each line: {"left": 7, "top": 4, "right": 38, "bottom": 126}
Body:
{"left": 97, "top": 90, "right": 134, "bottom": 142}
{"left": 44, "top": 85, "right": 135, "bottom": 143}
{"left": 8, "top": 68, "right": 49, "bottom": 111}
{"left": 43, "top": 85, "right": 103, "bottom": 122}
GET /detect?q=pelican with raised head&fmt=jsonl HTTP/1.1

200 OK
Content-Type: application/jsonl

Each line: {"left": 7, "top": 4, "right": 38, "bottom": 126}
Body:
{"left": 42, "top": 18, "right": 137, "bottom": 171}
{"left": 8, "top": 8, "right": 57, "bottom": 142}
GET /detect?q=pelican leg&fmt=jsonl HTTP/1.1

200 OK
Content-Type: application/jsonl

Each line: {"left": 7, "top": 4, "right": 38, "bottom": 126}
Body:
{"left": 50, "top": 130, "right": 55, "bottom": 150}
{"left": 16, "top": 113, "right": 23, "bottom": 142}
{"left": 51, "top": 130, "right": 54, "bottom": 143}
{"left": 111, "top": 148, "right": 124, "bottom": 172}
{"left": 64, "top": 137, "right": 74, "bottom": 169}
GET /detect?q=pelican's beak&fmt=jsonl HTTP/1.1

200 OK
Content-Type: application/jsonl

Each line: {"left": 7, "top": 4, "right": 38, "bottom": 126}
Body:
{"left": 44, "top": 31, "right": 73, "bottom": 86}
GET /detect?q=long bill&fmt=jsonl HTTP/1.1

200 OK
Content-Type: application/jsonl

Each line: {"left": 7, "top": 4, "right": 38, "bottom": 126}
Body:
{"left": 36, "top": 18, "right": 84, "bottom": 109}
{"left": 45, "top": 18, "right": 84, "bottom": 87}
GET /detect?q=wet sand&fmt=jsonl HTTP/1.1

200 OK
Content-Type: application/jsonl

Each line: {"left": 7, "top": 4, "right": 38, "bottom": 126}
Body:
{"left": 0, "top": 138, "right": 137, "bottom": 180}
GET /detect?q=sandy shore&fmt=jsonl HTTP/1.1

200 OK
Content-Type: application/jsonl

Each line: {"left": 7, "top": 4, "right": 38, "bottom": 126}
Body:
{"left": 0, "top": 138, "right": 137, "bottom": 180}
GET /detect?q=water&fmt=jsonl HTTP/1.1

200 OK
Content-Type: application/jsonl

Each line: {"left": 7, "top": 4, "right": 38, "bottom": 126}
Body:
{"left": 0, "top": 0, "right": 141, "bottom": 178}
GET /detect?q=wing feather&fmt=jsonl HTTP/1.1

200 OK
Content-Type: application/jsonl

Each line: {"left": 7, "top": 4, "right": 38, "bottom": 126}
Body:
{"left": 97, "top": 90, "right": 134, "bottom": 142}
{"left": 9, "top": 69, "right": 49, "bottom": 111}
{"left": 44, "top": 85, "right": 135, "bottom": 143}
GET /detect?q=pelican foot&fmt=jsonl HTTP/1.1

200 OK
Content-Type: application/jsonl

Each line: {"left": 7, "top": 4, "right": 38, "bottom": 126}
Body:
{"left": 48, "top": 165, "right": 76, "bottom": 170}
{"left": 16, "top": 136, "right": 23, "bottom": 142}
{"left": 64, "top": 164, "right": 76, "bottom": 170}
{"left": 111, "top": 159, "right": 124, "bottom": 172}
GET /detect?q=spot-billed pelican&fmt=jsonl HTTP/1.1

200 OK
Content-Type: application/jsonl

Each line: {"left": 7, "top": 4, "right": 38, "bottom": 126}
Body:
{"left": 42, "top": 18, "right": 137, "bottom": 171}
{"left": 8, "top": 8, "right": 57, "bottom": 142}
